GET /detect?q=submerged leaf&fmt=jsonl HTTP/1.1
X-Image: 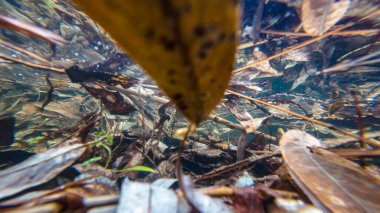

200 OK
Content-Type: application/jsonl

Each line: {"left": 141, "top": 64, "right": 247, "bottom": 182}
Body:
{"left": 240, "top": 117, "right": 269, "bottom": 133}
{"left": 280, "top": 130, "right": 380, "bottom": 212}
{"left": 290, "top": 73, "right": 309, "bottom": 91}
{"left": 302, "top": 0, "right": 350, "bottom": 36}
{"left": 73, "top": 0, "right": 239, "bottom": 124}
{"left": 127, "top": 165, "right": 157, "bottom": 173}
{"left": 0, "top": 143, "right": 85, "bottom": 200}
{"left": 328, "top": 102, "right": 345, "bottom": 116}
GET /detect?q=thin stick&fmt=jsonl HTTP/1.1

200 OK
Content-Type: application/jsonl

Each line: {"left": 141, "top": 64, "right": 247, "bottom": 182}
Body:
{"left": 261, "top": 29, "right": 380, "bottom": 37}
{"left": 226, "top": 89, "right": 380, "bottom": 147}
{"left": 0, "top": 39, "right": 52, "bottom": 64}
{"left": 233, "top": 24, "right": 352, "bottom": 74}
{"left": 195, "top": 151, "right": 281, "bottom": 182}
{"left": 324, "top": 50, "right": 380, "bottom": 73}
{"left": 0, "top": 53, "right": 66, "bottom": 74}
{"left": 238, "top": 40, "right": 269, "bottom": 50}
{"left": 112, "top": 86, "right": 277, "bottom": 142}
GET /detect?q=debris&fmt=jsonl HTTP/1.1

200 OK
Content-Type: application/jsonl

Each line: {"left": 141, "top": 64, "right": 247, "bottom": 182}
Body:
{"left": 0, "top": 143, "right": 86, "bottom": 200}
{"left": 280, "top": 130, "right": 380, "bottom": 212}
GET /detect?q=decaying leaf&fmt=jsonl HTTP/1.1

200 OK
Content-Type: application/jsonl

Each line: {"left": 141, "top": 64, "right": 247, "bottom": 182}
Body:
{"left": 302, "top": 0, "right": 351, "bottom": 36}
{"left": 280, "top": 130, "right": 380, "bottom": 212}
{"left": 0, "top": 143, "right": 86, "bottom": 200}
{"left": 73, "top": 0, "right": 239, "bottom": 124}
{"left": 268, "top": 103, "right": 289, "bottom": 119}
{"left": 290, "top": 73, "right": 309, "bottom": 91}
{"left": 82, "top": 82, "right": 136, "bottom": 115}
{"left": 231, "top": 187, "right": 265, "bottom": 213}
{"left": 243, "top": 51, "right": 281, "bottom": 79}
{"left": 240, "top": 117, "right": 269, "bottom": 133}
{"left": 328, "top": 102, "right": 345, "bottom": 116}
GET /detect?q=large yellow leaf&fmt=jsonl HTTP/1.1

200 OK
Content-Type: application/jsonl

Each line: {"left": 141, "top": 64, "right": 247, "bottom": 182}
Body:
{"left": 73, "top": 0, "right": 239, "bottom": 124}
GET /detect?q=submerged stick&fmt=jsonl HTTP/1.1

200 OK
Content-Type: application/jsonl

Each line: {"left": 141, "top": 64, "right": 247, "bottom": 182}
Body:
{"left": 234, "top": 9, "right": 380, "bottom": 74}
{"left": 226, "top": 89, "right": 380, "bottom": 147}
{"left": 262, "top": 29, "right": 380, "bottom": 37}
{"left": 0, "top": 53, "right": 66, "bottom": 74}
{"left": 112, "top": 86, "right": 277, "bottom": 142}
{"left": 233, "top": 24, "right": 351, "bottom": 73}
{"left": 195, "top": 150, "right": 281, "bottom": 182}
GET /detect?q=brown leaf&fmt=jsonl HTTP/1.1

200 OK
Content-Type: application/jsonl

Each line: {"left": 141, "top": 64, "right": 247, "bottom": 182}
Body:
{"left": 0, "top": 143, "right": 85, "bottom": 200}
{"left": 280, "top": 130, "right": 380, "bottom": 212}
{"left": 231, "top": 187, "right": 265, "bottom": 213}
{"left": 328, "top": 102, "right": 345, "bottom": 116}
{"left": 243, "top": 51, "right": 281, "bottom": 78}
{"left": 240, "top": 117, "right": 269, "bottom": 133}
{"left": 302, "top": 0, "right": 350, "bottom": 36}
{"left": 83, "top": 83, "right": 136, "bottom": 115}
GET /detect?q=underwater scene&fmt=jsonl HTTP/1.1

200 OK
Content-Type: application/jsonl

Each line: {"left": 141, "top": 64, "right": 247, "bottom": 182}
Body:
{"left": 0, "top": 0, "right": 380, "bottom": 212}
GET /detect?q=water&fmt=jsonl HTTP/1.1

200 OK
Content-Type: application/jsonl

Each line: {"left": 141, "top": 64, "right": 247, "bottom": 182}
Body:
{"left": 0, "top": 1, "right": 380, "bottom": 212}
{"left": 0, "top": 0, "right": 378, "bottom": 151}
{"left": 0, "top": 0, "right": 378, "bottom": 172}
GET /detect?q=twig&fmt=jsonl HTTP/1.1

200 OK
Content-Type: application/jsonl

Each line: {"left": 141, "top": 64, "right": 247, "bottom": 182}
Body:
{"left": 227, "top": 89, "right": 380, "bottom": 147}
{"left": 237, "top": 40, "right": 269, "bottom": 50}
{"left": 0, "top": 38, "right": 52, "bottom": 63}
{"left": 251, "top": 0, "right": 265, "bottom": 43}
{"left": 0, "top": 53, "right": 66, "bottom": 74}
{"left": 323, "top": 50, "right": 380, "bottom": 73}
{"left": 234, "top": 24, "right": 352, "bottom": 74}
{"left": 112, "top": 86, "right": 277, "bottom": 142}
{"left": 195, "top": 151, "right": 281, "bottom": 182}
{"left": 261, "top": 29, "right": 380, "bottom": 37}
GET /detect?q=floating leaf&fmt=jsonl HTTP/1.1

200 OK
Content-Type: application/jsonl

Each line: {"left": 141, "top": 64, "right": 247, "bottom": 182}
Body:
{"left": 280, "top": 130, "right": 380, "bottom": 212}
{"left": 302, "top": 0, "right": 350, "bottom": 36}
{"left": 0, "top": 143, "right": 85, "bottom": 200}
{"left": 73, "top": 0, "right": 239, "bottom": 124}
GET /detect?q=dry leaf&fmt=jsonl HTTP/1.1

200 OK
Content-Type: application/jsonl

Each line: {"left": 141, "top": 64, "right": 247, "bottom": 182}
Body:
{"left": 224, "top": 101, "right": 253, "bottom": 121}
{"left": 268, "top": 103, "right": 289, "bottom": 119}
{"left": 290, "top": 73, "right": 309, "bottom": 91}
{"left": 302, "top": 0, "right": 350, "bottom": 36}
{"left": 0, "top": 143, "right": 85, "bottom": 200}
{"left": 328, "top": 102, "right": 345, "bottom": 116}
{"left": 280, "top": 130, "right": 380, "bottom": 212}
{"left": 73, "top": 0, "right": 239, "bottom": 124}
{"left": 240, "top": 117, "right": 269, "bottom": 133}
{"left": 245, "top": 51, "right": 281, "bottom": 78}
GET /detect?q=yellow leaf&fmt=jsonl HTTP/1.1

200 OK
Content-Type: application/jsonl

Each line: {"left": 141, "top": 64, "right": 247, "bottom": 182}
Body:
{"left": 73, "top": 0, "right": 239, "bottom": 124}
